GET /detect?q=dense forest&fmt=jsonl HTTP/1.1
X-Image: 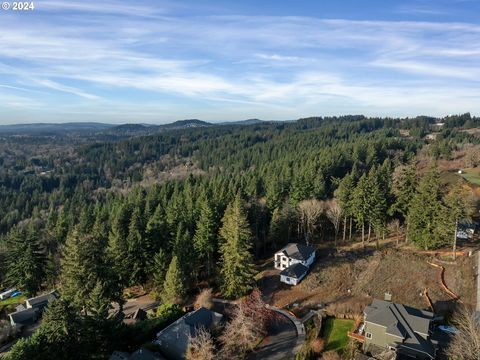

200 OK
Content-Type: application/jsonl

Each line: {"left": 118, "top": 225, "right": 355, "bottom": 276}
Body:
{"left": 0, "top": 113, "right": 479, "bottom": 359}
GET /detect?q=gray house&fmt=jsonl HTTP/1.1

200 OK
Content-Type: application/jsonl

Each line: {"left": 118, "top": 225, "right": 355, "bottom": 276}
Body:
{"left": 8, "top": 291, "right": 58, "bottom": 328}
{"left": 25, "top": 291, "right": 58, "bottom": 311}
{"left": 110, "top": 348, "right": 165, "bottom": 360}
{"left": 8, "top": 308, "right": 39, "bottom": 327}
{"left": 363, "top": 299, "right": 438, "bottom": 359}
{"left": 155, "top": 307, "right": 223, "bottom": 360}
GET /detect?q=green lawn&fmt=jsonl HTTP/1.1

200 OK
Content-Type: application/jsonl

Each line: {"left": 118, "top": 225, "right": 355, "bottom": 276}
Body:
{"left": 0, "top": 295, "right": 26, "bottom": 311}
{"left": 460, "top": 169, "right": 480, "bottom": 186}
{"left": 322, "top": 317, "right": 355, "bottom": 353}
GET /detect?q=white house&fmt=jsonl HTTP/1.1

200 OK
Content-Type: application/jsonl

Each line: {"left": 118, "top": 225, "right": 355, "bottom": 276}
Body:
{"left": 274, "top": 243, "right": 316, "bottom": 285}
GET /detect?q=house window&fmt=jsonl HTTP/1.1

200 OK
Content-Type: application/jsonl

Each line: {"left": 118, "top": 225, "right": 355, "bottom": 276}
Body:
{"left": 365, "top": 332, "right": 372, "bottom": 339}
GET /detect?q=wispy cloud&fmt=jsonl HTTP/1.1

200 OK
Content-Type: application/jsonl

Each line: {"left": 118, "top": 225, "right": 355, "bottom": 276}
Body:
{"left": 1, "top": 2, "right": 480, "bottom": 122}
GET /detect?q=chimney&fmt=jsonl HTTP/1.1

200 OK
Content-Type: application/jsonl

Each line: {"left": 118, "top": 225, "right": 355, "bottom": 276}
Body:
{"left": 384, "top": 292, "right": 392, "bottom": 302}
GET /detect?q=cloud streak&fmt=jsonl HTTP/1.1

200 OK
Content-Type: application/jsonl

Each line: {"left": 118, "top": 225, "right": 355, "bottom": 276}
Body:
{"left": 1, "top": 2, "right": 480, "bottom": 122}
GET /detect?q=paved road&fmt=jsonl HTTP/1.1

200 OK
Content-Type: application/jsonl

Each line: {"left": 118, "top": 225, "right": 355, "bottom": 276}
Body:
{"left": 248, "top": 315, "right": 298, "bottom": 360}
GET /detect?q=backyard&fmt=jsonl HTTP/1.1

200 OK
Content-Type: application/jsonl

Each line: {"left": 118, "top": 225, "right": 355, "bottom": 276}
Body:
{"left": 0, "top": 295, "right": 26, "bottom": 315}
{"left": 322, "top": 317, "right": 354, "bottom": 353}
{"left": 458, "top": 168, "right": 480, "bottom": 186}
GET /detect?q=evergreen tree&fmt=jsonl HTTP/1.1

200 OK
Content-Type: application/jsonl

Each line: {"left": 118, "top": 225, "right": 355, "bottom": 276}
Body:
{"left": 392, "top": 163, "right": 417, "bottom": 222}
{"left": 151, "top": 248, "right": 169, "bottom": 294}
{"left": 218, "top": 194, "right": 256, "bottom": 298}
{"left": 161, "top": 256, "right": 186, "bottom": 304}
{"left": 61, "top": 229, "right": 120, "bottom": 312}
{"left": 351, "top": 174, "right": 370, "bottom": 245}
{"left": 126, "top": 206, "right": 147, "bottom": 285}
{"left": 407, "top": 166, "right": 447, "bottom": 250}
{"left": 445, "top": 183, "right": 474, "bottom": 259}
{"left": 335, "top": 173, "right": 354, "bottom": 242}
{"left": 193, "top": 199, "right": 216, "bottom": 277}
{"left": 5, "top": 225, "right": 46, "bottom": 296}
{"left": 108, "top": 203, "right": 131, "bottom": 286}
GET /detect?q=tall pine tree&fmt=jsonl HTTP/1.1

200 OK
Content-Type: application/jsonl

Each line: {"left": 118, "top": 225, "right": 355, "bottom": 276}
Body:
{"left": 219, "top": 194, "right": 256, "bottom": 299}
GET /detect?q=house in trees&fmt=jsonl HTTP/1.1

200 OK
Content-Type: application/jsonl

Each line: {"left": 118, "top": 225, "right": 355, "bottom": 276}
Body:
{"left": 274, "top": 243, "right": 316, "bottom": 285}
{"left": 25, "top": 291, "right": 58, "bottom": 311}
{"left": 155, "top": 307, "right": 223, "bottom": 359}
{"left": 110, "top": 348, "right": 165, "bottom": 360}
{"left": 361, "top": 299, "right": 439, "bottom": 359}
{"left": 8, "top": 291, "right": 58, "bottom": 328}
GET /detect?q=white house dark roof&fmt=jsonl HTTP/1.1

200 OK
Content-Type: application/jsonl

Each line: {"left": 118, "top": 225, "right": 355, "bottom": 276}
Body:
{"left": 364, "top": 299, "right": 436, "bottom": 358}
{"left": 279, "top": 263, "right": 309, "bottom": 279}
{"left": 277, "top": 243, "right": 315, "bottom": 261}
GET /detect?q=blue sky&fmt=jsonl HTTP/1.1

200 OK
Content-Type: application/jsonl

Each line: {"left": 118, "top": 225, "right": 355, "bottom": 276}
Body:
{"left": 1, "top": 0, "right": 480, "bottom": 124}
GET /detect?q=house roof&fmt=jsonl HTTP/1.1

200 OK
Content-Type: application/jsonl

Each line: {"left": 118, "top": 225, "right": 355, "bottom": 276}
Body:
{"left": 277, "top": 243, "right": 316, "bottom": 261}
{"left": 130, "top": 348, "right": 164, "bottom": 360}
{"left": 364, "top": 299, "right": 436, "bottom": 358}
{"left": 26, "top": 291, "right": 57, "bottom": 307}
{"left": 9, "top": 308, "right": 39, "bottom": 324}
{"left": 156, "top": 307, "right": 223, "bottom": 359}
{"left": 279, "top": 263, "right": 309, "bottom": 279}
{"left": 132, "top": 308, "right": 147, "bottom": 321}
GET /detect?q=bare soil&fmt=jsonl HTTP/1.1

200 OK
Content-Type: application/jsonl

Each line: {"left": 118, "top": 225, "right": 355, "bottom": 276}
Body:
{"left": 258, "top": 246, "right": 476, "bottom": 315}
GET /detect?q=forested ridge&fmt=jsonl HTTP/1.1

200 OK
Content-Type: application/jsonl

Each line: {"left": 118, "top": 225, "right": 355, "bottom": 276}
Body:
{"left": 0, "top": 113, "right": 479, "bottom": 359}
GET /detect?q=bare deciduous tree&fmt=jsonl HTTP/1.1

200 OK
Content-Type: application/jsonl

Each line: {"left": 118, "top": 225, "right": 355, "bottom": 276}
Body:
{"left": 298, "top": 199, "right": 324, "bottom": 245}
{"left": 445, "top": 306, "right": 480, "bottom": 360}
{"left": 219, "top": 289, "right": 276, "bottom": 358}
{"left": 321, "top": 350, "right": 341, "bottom": 360}
{"left": 194, "top": 288, "right": 213, "bottom": 310}
{"left": 220, "top": 303, "right": 258, "bottom": 358}
{"left": 186, "top": 326, "right": 216, "bottom": 360}
{"left": 387, "top": 219, "right": 402, "bottom": 245}
{"left": 326, "top": 200, "right": 343, "bottom": 247}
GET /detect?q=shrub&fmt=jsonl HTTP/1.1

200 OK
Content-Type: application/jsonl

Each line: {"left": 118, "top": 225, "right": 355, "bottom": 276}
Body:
{"left": 194, "top": 288, "right": 213, "bottom": 310}
{"left": 321, "top": 350, "right": 341, "bottom": 360}
{"left": 311, "top": 338, "right": 325, "bottom": 354}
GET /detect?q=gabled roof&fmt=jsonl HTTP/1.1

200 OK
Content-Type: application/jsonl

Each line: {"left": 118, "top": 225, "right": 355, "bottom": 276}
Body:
{"left": 26, "top": 291, "right": 57, "bottom": 307}
{"left": 364, "top": 299, "right": 436, "bottom": 358}
{"left": 156, "top": 307, "right": 223, "bottom": 359}
{"left": 276, "top": 243, "right": 316, "bottom": 261}
{"left": 9, "top": 308, "right": 39, "bottom": 325}
{"left": 280, "top": 263, "right": 309, "bottom": 279}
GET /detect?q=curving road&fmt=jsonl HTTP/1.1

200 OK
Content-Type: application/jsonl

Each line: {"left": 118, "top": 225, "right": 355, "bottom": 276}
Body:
{"left": 248, "top": 314, "right": 298, "bottom": 360}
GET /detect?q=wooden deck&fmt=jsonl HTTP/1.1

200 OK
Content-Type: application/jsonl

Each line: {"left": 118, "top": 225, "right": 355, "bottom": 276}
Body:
{"left": 347, "top": 331, "right": 365, "bottom": 343}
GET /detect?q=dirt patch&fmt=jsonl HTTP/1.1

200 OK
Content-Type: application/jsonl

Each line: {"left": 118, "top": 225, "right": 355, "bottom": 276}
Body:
{"left": 261, "top": 248, "right": 476, "bottom": 315}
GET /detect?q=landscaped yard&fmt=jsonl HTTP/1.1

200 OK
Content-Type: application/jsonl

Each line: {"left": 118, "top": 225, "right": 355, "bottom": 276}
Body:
{"left": 322, "top": 317, "right": 354, "bottom": 353}
{"left": 459, "top": 168, "right": 480, "bottom": 185}
{"left": 0, "top": 295, "right": 26, "bottom": 313}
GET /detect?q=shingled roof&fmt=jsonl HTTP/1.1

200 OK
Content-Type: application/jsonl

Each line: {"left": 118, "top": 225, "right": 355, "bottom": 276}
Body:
{"left": 277, "top": 243, "right": 315, "bottom": 261}
{"left": 364, "top": 299, "right": 436, "bottom": 358}
{"left": 279, "top": 263, "right": 309, "bottom": 279}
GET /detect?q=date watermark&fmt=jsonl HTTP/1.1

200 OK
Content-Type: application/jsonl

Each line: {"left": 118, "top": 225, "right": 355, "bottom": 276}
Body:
{"left": 1, "top": 2, "right": 35, "bottom": 11}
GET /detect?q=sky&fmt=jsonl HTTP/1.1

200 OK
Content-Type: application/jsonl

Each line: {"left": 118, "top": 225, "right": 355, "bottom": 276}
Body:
{"left": 1, "top": 0, "right": 480, "bottom": 124}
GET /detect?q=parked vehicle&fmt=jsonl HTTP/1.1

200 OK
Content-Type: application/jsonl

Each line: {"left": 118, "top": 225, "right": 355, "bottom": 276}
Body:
{"left": 438, "top": 325, "right": 458, "bottom": 334}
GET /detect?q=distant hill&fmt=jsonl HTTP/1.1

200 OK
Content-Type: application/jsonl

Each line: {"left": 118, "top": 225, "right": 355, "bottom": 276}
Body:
{"left": 0, "top": 118, "right": 281, "bottom": 137}
{"left": 218, "top": 119, "right": 264, "bottom": 125}
{"left": 162, "top": 119, "right": 211, "bottom": 129}
{"left": 0, "top": 122, "right": 115, "bottom": 135}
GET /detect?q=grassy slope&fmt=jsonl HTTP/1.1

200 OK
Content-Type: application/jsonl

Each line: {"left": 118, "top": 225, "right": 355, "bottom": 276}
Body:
{"left": 459, "top": 168, "right": 480, "bottom": 185}
{"left": 0, "top": 295, "right": 26, "bottom": 313}
{"left": 322, "top": 317, "right": 354, "bottom": 352}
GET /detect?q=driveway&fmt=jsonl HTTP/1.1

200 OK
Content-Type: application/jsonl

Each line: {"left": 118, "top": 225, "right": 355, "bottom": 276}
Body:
{"left": 248, "top": 314, "right": 298, "bottom": 360}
